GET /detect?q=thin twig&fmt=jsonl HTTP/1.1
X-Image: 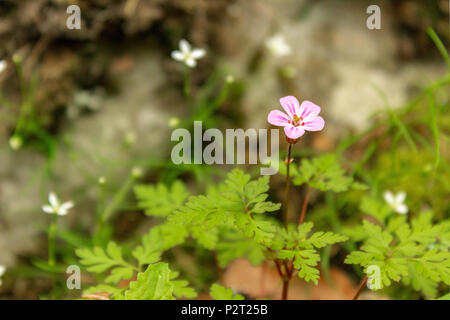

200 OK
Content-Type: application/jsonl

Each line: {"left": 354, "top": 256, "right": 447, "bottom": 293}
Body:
{"left": 281, "top": 279, "right": 289, "bottom": 300}
{"left": 282, "top": 260, "right": 291, "bottom": 278}
{"left": 352, "top": 275, "right": 368, "bottom": 300}
{"left": 274, "top": 259, "right": 284, "bottom": 278}
{"left": 298, "top": 185, "right": 311, "bottom": 225}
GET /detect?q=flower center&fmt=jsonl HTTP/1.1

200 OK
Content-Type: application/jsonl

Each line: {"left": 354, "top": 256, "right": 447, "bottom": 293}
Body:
{"left": 291, "top": 114, "right": 304, "bottom": 127}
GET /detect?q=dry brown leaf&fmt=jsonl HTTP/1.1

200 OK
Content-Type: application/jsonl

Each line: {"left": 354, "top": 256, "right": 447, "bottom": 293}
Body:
{"left": 223, "top": 258, "right": 358, "bottom": 300}
{"left": 82, "top": 292, "right": 111, "bottom": 300}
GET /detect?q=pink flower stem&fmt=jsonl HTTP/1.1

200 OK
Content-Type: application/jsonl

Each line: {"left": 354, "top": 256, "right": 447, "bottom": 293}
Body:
{"left": 283, "top": 143, "right": 293, "bottom": 228}
{"left": 48, "top": 216, "right": 57, "bottom": 267}
{"left": 298, "top": 185, "right": 311, "bottom": 225}
{"left": 281, "top": 143, "right": 293, "bottom": 300}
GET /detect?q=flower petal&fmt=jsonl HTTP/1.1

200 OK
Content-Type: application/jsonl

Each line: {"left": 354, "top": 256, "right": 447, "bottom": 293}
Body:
{"left": 48, "top": 192, "right": 59, "bottom": 207}
{"left": 185, "top": 58, "right": 196, "bottom": 68}
{"left": 383, "top": 191, "right": 394, "bottom": 205}
{"left": 268, "top": 110, "right": 290, "bottom": 127}
{"left": 0, "top": 265, "right": 5, "bottom": 277}
{"left": 279, "top": 96, "right": 300, "bottom": 118}
{"left": 179, "top": 39, "right": 191, "bottom": 54}
{"left": 171, "top": 51, "right": 184, "bottom": 61}
{"left": 60, "top": 201, "right": 74, "bottom": 213}
{"left": 396, "top": 204, "right": 408, "bottom": 215}
{"left": 395, "top": 192, "right": 406, "bottom": 204}
{"left": 298, "top": 100, "right": 321, "bottom": 119}
{"left": 191, "top": 48, "right": 206, "bottom": 59}
{"left": 284, "top": 125, "right": 305, "bottom": 139}
{"left": 42, "top": 205, "right": 55, "bottom": 214}
{"left": 0, "top": 60, "right": 6, "bottom": 73}
{"left": 302, "top": 116, "right": 325, "bottom": 131}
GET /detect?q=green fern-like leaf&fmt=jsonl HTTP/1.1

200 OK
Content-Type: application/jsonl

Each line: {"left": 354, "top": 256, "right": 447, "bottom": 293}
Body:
{"left": 304, "top": 231, "right": 349, "bottom": 249}
{"left": 135, "top": 180, "right": 189, "bottom": 217}
{"left": 293, "top": 249, "right": 321, "bottom": 285}
{"left": 210, "top": 284, "right": 244, "bottom": 300}
{"left": 168, "top": 169, "right": 280, "bottom": 248}
{"left": 272, "top": 222, "right": 347, "bottom": 285}
{"left": 76, "top": 242, "right": 135, "bottom": 284}
{"left": 170, "top": 271, "right": 197, "bottom": 299}
{"left": 345, "top": 207, "right": 450, "bottom": 297}
{"left": 125, "top": 263, "right": 174, "bottom": 300}
{"left": 291, "top": 154, "right": 365, "bottom": 192}
{"left": 216, "top": 228, "right": 265, "bottom": 268}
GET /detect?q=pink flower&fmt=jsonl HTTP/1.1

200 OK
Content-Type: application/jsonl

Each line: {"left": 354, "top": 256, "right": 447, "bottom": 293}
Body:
{"left": 267, "top": 96, "right": 325, "bottom": 140}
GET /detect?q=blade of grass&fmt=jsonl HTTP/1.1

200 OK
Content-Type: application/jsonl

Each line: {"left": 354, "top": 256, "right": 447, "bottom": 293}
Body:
{"left": 369, "top": 81, "right": 418, "bottom": 153}
{"left": 427, "top": 28, "right": 450, "bottom": 69}
{"left": 426, "top": 90, "right": 440, "bottom": 169}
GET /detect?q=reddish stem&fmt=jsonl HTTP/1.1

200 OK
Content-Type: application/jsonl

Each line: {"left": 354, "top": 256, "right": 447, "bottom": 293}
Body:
{"left": 274, "top": 260, "right": 284, "bottom": 278}
{"left": 283, "top": 143, "right": 293, "bottom": 228}
{"left": 298, "top": 185, "right": 311, "bottom": 225}
{"left": 352, "top": 276, "right": 368, "bottom": 300}
{"left": 282, "top": 279, "right": 290, "bottom": 300}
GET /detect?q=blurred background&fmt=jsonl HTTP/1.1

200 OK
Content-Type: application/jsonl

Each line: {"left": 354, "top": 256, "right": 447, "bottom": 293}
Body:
{"left": 0, "top": 0, "right": 449, "bottom": 299}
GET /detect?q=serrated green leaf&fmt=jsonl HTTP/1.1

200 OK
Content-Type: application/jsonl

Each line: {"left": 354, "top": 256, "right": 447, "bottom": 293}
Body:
{"left": 125, "top": 263, "right": 174, "bottom": 300}
{"left": 292, "top": 154, "right": 359, "bottom": 192}
{"left": 293, "top": 249, "right": 320, "bottom": 284}
{"left": 76, "top": 242, "right": 135, "bottom": 284}
{"left": 304, "top": 231, "right": 348, "bottom": 248}
{"left": 216, "top": 228, "right": 265, "bottom": 268}
{"left": 360, "top": 196, "right": 392, "bottom": 223}
{"left": 210, "top": 284, "right": 244, "bottom": 300}
{"left": 135, "top": 180, "right": 189, "bottom": 217}
{"left": 105, "top": 267, "right": 134, "bottom": 284}
{"left": 170, "top": 271, "right": 197, "bottom": 299}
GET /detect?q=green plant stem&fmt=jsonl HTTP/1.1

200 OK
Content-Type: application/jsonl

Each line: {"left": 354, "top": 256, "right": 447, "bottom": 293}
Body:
{"left": 427, "top": 28, "right": 450, "bottom": 69}
{"left": 101, "top": 172, "right": 136, "bottom": 223}
{"left": 97, "top": 180, "right": 107, "bottom": 221}
{"left": 283, "top": 143, "right": 293, "bottom": 228}
{"left": 184, "top": 66, "right": 191, "bottom": 101}
{"left": 198, "top": 80, "right": 230, "bottom": 120}
{"left": 352, "top": 275, "right": 368, "bottom": 300}
{"left": 48, "top": 216, "right": 57, "bottom": 267}
{"left": 93, "top": 180, "right": 108, "bottom": 244}
{"left": 427, "top": 90, "right": 440, "bottom": 170}
{"left": 213, "top": 251, "right": 224, "bottom": 284}
{"left": 280, "top": 144, "right": 294, "bottom": 299}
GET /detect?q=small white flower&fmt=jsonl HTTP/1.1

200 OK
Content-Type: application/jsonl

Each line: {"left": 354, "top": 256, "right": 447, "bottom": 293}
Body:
{"left": 0, "top": 265, "right": 6, "bottom": 286}
{"left": 0, "top": 60, "right": 7, "bottom": 74}
{"left": 383, "top": 190, "right": 408, "bottom": 215}
{"left": 12, "top": 54, "right": 21, "bottom": 64}
{"left": 98, "top": 176, "right": 106, "bottom": 185}
{"left": 168, "top": 117, "right": 180, "bottom": 128}
{"left": 9, "top": 135, "right": 22, "bottom": 150}
{"left": 132, "top": 166, "right": 143, "bottom": 178}
{"left": 124, "top": 131, "right": 136, "bottom": 145}
{"left": 171, "top": 39, "right": 206, "bottom": 68}
{"left": 225, "top": 75, "right": 235, "bottom": 84}
{"left": 265, "top": 34, "right": 292, "bottom": 57}
{"left": 42, "top": 192, "right": 74, "bottom": 216}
